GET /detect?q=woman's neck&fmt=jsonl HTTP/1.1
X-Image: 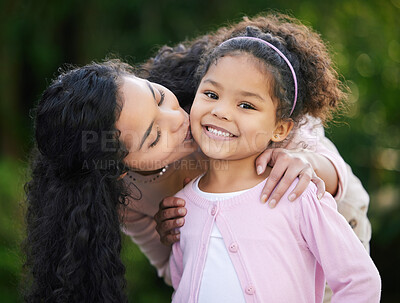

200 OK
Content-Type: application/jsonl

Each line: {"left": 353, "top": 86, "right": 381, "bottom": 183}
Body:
{"left": 199, "top": 155, "right": 271, "bottom": 193}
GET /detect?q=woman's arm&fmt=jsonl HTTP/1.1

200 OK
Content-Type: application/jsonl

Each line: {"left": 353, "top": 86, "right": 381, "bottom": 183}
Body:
{"left": 258, "top": 117, "right": 348, "bottom": 208}
{"left": 301, "top": 150, "right": 339, "bottom": 195}
{"left": 121, "top": 201, "right": 174, "bottom": 285}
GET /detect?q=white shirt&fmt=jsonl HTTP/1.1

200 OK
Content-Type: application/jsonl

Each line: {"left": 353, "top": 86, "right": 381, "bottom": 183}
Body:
{"left": 192, "top": 176, "right": 247, "bottom": 303}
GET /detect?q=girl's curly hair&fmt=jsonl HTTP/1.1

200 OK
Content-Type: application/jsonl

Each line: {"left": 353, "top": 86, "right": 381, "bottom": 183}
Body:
{"left": 24, "top": 60, "right": 132, "bottom": 302}
{"left": 141, "top": 13, "right": 347, "bottom": 123}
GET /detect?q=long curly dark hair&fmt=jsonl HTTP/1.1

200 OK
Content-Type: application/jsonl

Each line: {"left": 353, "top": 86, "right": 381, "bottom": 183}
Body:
{"left": 141, "top": 13, "right": 347, "bottom": 123}
{"left": 24, "top": 60, "right": 132, "bottom": 302}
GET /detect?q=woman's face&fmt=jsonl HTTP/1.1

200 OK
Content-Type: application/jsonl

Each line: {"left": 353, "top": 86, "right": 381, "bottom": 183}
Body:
{"left": 116, "top": 76, "right": 197, "bottom": 171}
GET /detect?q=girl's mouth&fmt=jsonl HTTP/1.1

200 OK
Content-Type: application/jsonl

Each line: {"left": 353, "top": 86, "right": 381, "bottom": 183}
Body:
{"left": 203, "top": 125, "right": 237, "bottom": 140}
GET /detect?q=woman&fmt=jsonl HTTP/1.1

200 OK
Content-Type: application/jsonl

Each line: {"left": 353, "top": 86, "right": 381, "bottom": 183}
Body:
{"left": 24, "top": 13, "right": 370, "bottom": 302}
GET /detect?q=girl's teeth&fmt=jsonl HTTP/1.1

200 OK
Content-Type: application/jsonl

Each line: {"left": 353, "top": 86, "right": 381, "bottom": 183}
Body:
{"left": 207, "top": 126, "right": 233, "bottom": 137}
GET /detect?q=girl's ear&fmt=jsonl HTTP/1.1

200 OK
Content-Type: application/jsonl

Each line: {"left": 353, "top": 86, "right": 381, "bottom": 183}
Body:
{"left": 271, "top": 120, "right": 294, "bottom": 142}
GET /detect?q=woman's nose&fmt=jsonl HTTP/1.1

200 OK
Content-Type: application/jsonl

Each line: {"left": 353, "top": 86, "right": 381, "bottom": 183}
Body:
{"left": 159, "top": 107, "right": 186, "bottom": 132}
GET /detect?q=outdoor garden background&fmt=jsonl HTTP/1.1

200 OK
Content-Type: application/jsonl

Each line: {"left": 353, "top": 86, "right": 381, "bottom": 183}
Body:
{"left": 0, "top": 0, "right": 399, "bottom": 302}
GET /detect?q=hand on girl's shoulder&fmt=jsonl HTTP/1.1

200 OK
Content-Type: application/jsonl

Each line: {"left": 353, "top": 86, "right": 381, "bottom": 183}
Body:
{"left": 284, "top": 178, "right": 337, "bottom": 210}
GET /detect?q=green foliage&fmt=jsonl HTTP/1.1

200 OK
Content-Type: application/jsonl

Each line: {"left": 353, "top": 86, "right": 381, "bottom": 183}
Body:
{"left": 0, "top": 0, "right": 399, "bottom": 301}
{"left": 0, "top": 158, "right": 26, "bottom": 302}
{"left": 122, "top": 237, "right": 173, "bottom": 302}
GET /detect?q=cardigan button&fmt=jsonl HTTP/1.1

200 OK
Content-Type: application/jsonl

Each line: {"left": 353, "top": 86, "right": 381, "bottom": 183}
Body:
{"left": 245, "top": 285, "right": 255, "bottom": 295}
{"left": 210, "top": 205, "right": 217, "bottom": 216}
{"left": 229, "top": 243, "right": 238, "bottom": 253}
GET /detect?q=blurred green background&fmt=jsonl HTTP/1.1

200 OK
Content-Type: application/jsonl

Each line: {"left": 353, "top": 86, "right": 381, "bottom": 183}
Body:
{"left": 1, "top": 0, "right": 399, "bottom": 301}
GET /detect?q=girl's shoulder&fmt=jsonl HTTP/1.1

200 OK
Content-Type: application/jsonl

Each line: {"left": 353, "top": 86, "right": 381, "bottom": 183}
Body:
{"left": 295, "top": 179, "right": 338, "bottom": 213}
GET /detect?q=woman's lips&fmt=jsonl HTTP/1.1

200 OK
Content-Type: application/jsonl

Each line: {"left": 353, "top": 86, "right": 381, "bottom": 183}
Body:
{"left": 181, "top": 123, "right": 195, "bottom": 146}
{"left": 184, "top": 125, "right": 193, "bottom": 141}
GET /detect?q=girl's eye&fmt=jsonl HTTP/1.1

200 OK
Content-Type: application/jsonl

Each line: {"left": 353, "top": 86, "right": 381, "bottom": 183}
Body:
{"left": 158, "top": 89, "right": 165, "bottom": 106}
{"left": 205, "top": 91, "right": 218, "bottom": 100}
{"left": 239, "top": 102, "right": 256, "bottom": 110}
{"left": 149, "top": 127, "right": 161, "bottom": 148}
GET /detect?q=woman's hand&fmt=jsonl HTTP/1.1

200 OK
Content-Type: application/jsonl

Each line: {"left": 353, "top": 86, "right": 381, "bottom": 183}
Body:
{"left": 154, "top": 177, "right": 191, "bottom": 246}
{"left": 256, "top": 148, "right": 325, "bottom": 208}
{"left": 154, "top": 197, "right": 186, "bottom": 246}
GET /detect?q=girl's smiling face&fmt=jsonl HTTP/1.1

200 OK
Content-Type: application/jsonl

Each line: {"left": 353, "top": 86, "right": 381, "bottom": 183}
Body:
{"left": 190, "top": 54, "right": 292, "bottom": 161}
{"left": 117, "top": 76, "right": 197, "bottom": 171}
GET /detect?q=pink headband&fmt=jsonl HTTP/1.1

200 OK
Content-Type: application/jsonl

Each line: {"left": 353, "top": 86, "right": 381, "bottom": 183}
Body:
{"left": 219, "top": 37, "right": 298, "bottom": 116}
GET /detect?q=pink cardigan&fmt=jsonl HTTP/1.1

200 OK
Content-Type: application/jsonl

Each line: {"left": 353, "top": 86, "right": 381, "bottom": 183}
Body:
{"left": 170, "top": 178, "right": 381, "bottom": 303}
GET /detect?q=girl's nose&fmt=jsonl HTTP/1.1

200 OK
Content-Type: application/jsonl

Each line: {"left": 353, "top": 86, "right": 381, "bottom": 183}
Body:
{"left": 211, "top": 101, "right": 231, "bottom": 121}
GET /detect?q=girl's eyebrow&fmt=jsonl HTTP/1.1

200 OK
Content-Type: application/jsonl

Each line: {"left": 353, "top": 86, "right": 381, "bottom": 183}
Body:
{"left": 239, "top": 91, "right": 265, "bottom": 102}
{"left": 203, "top": 78, "right": 265, "bottom": 102}
{"left": 202, "top": 78, "right": 221, "bottom": 88}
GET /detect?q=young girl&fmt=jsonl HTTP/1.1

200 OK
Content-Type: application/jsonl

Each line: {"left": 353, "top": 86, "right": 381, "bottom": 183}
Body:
{"left": 169, "top": 26, "right": 381, "bottom": 302}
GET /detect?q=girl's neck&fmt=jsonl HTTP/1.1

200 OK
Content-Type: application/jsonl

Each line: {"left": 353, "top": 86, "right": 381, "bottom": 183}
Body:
{"left": 199, "top": 155, "right": 271, "bottom": 193}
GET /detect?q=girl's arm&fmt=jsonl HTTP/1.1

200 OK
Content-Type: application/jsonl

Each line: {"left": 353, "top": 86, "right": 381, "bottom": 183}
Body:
{"left": 170, "top": 242, "right": 184, "bottom": 290}
{"left": 300, "top": 188, "right": 381, "bottom": 302}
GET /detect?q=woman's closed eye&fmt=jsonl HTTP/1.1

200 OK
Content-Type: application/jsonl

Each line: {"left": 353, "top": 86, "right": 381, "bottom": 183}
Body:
{"left": 149, "top": 127, "right": 161, "bottom": 148}
{"left": 158, "top": 89, "right": 165, "bottom": 106}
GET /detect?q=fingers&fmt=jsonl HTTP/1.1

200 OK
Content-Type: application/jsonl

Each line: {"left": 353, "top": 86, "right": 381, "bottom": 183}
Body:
{"left": 155, "top": 197, "right": 186, "bottom": 224}
{"left": 286, "top": 167, "right": 313, "bottom": 202}
{"left": 156, "top": 206, "right": 187, "bottom": 222}
{"left": 158, "top": 196, "right": 185, "bottom": 210}
{"left": 155, "top": 197, "right": 187, "bottom": 246}
{"left": 255, "top": 149, "right": 274, "bottom": 175}
{"left": 260, "top": 158, "right": 288, "bottom": 203}
{"left": 156, "top": 218, "right": 185, "bottom": 246}
{"left": 264, "top": 164, "right": 324, "bottom": 209}
{"left": 258, "top": 148, "right": 326, "bottom": 208}
{"left": 161, "top": 231, "right": 182, "bottom": 246}
{"left": 312, "top": 176, "right": 326, "bottom": 200}
{"left": 263, "top": 164, "right": 301, "bottom": 208}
